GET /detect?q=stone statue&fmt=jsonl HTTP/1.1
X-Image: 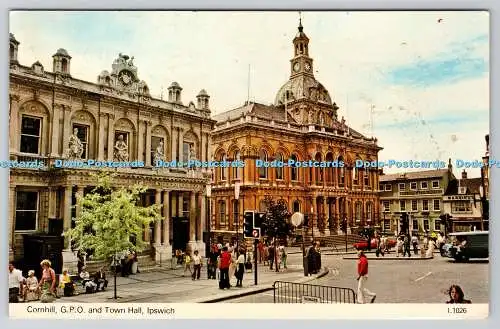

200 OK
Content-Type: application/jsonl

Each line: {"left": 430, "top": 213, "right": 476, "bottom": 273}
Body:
{"left": 153, "top": 141, "right": 165, "bottom": 164}
{"left": 189, "top": 145, "right": 197, "bottom": 160}
{"left": 67, "top": 128, "right": 84, "bottom": 159}
{"left": 308, "top": 109, "right": 314, "bottom": 124}
{"left": 113, "top": 134, "right": 129, "bottom": 162}
{"left": 129, "top": 56, "right": 134, "bottom": 66}
{"left": 341, "top": 116, "right": 346, "bottom": 126}
{"left": 319, "top": 112, "right": 325, "bottom": 126}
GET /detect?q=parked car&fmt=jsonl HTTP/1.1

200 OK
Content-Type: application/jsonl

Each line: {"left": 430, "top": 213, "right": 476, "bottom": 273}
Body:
{"left": 441, "top": 231, "right": 488, "bottom": 262}
{"left": 353, "top": 238, "right": 396, "bottom": 251}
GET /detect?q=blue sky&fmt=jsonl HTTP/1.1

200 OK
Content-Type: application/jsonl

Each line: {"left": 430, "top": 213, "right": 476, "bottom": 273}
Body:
{"left": 9, "top": 11, "right": 489, "bottom": 176}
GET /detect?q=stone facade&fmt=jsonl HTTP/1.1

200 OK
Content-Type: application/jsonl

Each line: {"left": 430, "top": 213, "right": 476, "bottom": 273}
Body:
{"left": 8, "top": 33, "right": 215, "bottom": 271}
{"left": 210, "top": 22, "right": 382, "bottom": 240}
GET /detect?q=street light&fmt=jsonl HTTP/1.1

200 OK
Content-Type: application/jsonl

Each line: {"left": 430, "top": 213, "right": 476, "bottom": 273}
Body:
{"left": 234, "top": 182, "right": 240, "bottom": 251}
{"left": 310, "top": 204, "right": 314, "bottom": 241}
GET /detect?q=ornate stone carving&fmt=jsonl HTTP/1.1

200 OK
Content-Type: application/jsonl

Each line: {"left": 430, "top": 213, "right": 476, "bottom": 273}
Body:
{"left": 319, "top": 112, "right": 325, "bottom": 126}
{"left": 189, "top": 144, "right": 197, "bottom": 161}
{"left": 153, "top": 140, "right": 165, "bottom": 164}
{"left": 308, "top": 109, "right": 314, "bottom": 124}
{"left": 66, "top": 127, "right": 84, "bottom": 160}
{"left": 113, "top": 134, "right": 129, "bottom": 162}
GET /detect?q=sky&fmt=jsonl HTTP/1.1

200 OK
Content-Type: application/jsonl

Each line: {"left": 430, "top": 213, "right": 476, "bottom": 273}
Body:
{"left": 9, "top": 11, "right": 489, "bottom": 177}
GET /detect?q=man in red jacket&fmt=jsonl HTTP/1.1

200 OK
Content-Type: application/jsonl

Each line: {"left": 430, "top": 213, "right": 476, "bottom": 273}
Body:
{"left": 357, "top": 250, "right": 376, "bottom": 303}
{"left": 219, "top": 246, "right": 232, "bottom": 289}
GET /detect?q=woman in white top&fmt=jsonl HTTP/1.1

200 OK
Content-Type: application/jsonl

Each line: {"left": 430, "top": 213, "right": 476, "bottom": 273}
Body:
{"left": 24, "top": 270, "right": 39, "bottom": 301}
{"left": 235, "top": 252, "right": 245, "bottom": 287}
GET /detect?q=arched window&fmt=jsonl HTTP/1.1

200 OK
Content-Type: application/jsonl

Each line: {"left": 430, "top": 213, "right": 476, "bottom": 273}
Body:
{"left": 218, "top": 200, "right": 226, "bottom": 226}
{"left": 290, "top": 154, "right": 298, "bottom": 181}
{"left": 338, "top": 156, "right": 345, "bottom": 186}
{"left": 293, "top": 200, "right": 300, "bottom": 213}
{"left": 10, "top": 44, "right": 14, "bottom": 60}
{"left": 259, "top": 150, "right": 268, "bottom": 179}
{"left": 355, "top": 201, "right": 363, "bottom": 223}
{"left": 315, "top": 153, "right": 322, "bottom": 184}
{"left": 232, "top": 200, "right": 239, "bottom": 226}
{"left": 364, "top": 169, "right": 370, "bottom": 187}
{"left": 366, "top": 202, "right": 373, "bottom": 223}
{"left": 61, "top": 58, "right": 68, "bottom": 73}
{"left": 233, "top": 151, "right": 241, "bottom": 179}
{"left": 275, "top": 153, "right": 283, "bottom": 180}
{"left": 220, "top": 153, "right": 227, "bottom": 181}
{"left": 353, "top": 166, "right": 359, "bottom": 185}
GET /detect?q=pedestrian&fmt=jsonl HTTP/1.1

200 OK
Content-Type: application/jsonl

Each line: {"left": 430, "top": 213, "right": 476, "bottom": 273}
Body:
{"left": 446, "top": 285, "right": 471, "bottom": 304}
{"left": 8, "top": 263, "right": 24, "bottom": 303}
{"left": 258, "top": 241, "right": 264, "bottom": 263}
{"left": 235, "top": 251, "right": 245, "bottom": 287}
{"left": 268, "top": 244, "right": 275, "bottom": 270}
{"left": 218, "top": 246, "right": 232, "bottom": 289}
{"left": 191, "top": 250, "right": 202, "bottom": 280}
{"left": 280, "top": 245, "right": 288, "bottom": 269}
{"left": 426, "top": 238, "right": 436, "bottom": 258}
{"left": 403, "top": 235, "right": 411, "bottom": 257}
{"left": 356, "top": 251, "right": 376, "bottom": 304}
{"left": 411, "top": 235, "right": 419, "bottom": 255}
{"left": 183, "top": 251, "right": 192, "bottom": 276}
{"left": 306, "top": 241, "right": 316, "bottom": 275}
{"left": 314, "top": 241, "right": 322, "bottom": 273}
{"left": 38, "top": 259, "right": 56, "bottom": 303}
{"left": 396, "top": 237, "right": 403, "bottom": 257}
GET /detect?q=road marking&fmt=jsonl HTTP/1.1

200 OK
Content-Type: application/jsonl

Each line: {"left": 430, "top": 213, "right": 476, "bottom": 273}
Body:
{"left": 414, "top": 272, "right": 432, "bottom": 282}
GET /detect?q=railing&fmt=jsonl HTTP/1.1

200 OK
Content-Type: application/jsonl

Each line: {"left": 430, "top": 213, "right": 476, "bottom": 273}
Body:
{"left": 273, "top": 281, "right": 357, "bottom": 304}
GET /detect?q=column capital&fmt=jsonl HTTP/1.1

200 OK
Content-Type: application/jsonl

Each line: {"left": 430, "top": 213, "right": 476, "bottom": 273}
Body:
{"left": 9, "top": 94, "right": 20, "bottom": 103}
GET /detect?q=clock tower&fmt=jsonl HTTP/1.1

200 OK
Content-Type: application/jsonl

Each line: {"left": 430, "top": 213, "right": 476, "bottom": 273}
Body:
{"left": 290, "top": 18, "right": 313, "bottom": 78}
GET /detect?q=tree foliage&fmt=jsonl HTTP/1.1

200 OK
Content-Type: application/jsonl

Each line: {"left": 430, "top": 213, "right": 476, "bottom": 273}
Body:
{"left": 261, "top": 195, "right": 293, "bottom": 239}
{"left": 66, "top": 172, "right": 162, "bottom": 261}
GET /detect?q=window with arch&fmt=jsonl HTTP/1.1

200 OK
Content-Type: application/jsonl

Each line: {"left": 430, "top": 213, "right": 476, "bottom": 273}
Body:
{"left": 259, "top": 150, "right": 268, "bottom": 179}
{"left": 293, "top": 200, "right": 300, "bottom": 213}
{"left": 353, "top": 166, "right": 359, "bottom": 185}
{"left": 220, "top": 153, "right": 227, "bottom": 181}
{"left": 367, "top": 202, "right": 373, "bottom": 222}
{"left": 232, "top": 200, "right": 239, "bottom": 226}
{"left": 355, "top": 201, "right": 363, "bottom": 223}
{"left": 218, "top": 200, "right": 226, "bottom": 226}
{"left": 338, "top": 157, "right": 345, "bottom": 186}
{"left": 364, "top": 169, "right": 370, "bottom": 187}
{"left": 275, "top": 153, "right": 284, "bottom": 180}
{"left": 233, "top": 151, "right": 241, "bottom": 180}
{"left": 290, "top": 154, "right": 299, "bottom": 181}
{"left": 10, "top": 44, "right": 14, "bottom": 60}
{"left": 20, "top": 115, "right": 42, "bottom": 154}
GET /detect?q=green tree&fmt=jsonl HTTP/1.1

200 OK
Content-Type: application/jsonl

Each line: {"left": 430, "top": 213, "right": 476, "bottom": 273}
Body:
{"left": 261, "top": 196, "right": 293, "bottom": 272}
{"left": 66, "top": 172, "right": 162, "bottom": 298}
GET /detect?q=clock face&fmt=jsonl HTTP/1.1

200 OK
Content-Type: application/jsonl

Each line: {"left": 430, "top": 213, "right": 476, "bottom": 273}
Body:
{"left": 119, "top": 70, "right": 132, "bottom": 85}
{"left": 293, "top": 62, "right": 300, "bottom": 72}
{"left": 305, "top": 62, "right": 311, "bottom": 71}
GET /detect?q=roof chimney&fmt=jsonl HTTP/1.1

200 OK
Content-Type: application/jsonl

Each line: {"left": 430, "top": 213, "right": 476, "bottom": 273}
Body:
{"left": 461, "top": 170, "right": 467, "bottom": 179}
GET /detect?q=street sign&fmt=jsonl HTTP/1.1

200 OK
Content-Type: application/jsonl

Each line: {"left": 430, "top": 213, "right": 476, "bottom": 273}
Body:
{"left": 291, "top": 212, "right": 304, "bottom": 227}
{"left": 301, "top": 296, "right": 322, "bottom": 303}
{"left": 252, "top": 228, "right": 260, "bottom": 238}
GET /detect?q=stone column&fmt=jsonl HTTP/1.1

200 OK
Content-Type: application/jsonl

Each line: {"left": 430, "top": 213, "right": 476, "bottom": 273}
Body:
{"left": 9, "top": 95, "right": 20, "bottom": 153}
{"left": 62, "top": 185, "right": 78, "bottom": 272}
{"left": 75, "top": 186, "right": 83, "bottom": 219}
{"left": 162, "top": 190, "right": 170, "bottom": 246}
{"left": 107, "top": 114, "right": 115, "bottom": 161}
{"left": 98, "top": 113, "right": 106, "bottom": 160}
{"left": 197, "top": 192, "right": 206, "bottom": 257}
{"left": 189, "top": 192, "right": 196, "bottom": 241}
{"left": 145, "top": 121, "right": 152, "bottom": 167}
{"left": 154, "top": 189, "right": 162, "bottom": 246}
{"left": 178, "top": 192, "right": 184, "bottom": 217}
{"left": 172, "top": 127, "right": 178, "bottom": 162}
{"left": 50, "top": 103, "right": 61, "bottom": 157}
{"left": 9, "top": 186, "right": 16, "bottom": 260}
{"left": 62, "top": 106, "right": 72, "bottom": 158}
{"left": 137, "top": 120, "right": 144, "bottom": 163}
{"left": 323, "top": 197, "right": 328, "bottom": 232}
{"left": 178, "top": 128, "right": 184, "bottom": 163}
{"left": 48, "top": 187, "right": 57, "bottom": 219}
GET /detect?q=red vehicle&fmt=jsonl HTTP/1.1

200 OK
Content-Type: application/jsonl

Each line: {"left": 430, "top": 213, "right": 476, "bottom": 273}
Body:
{"left": 353, "top": 238, "right": 396, "bottom": 251}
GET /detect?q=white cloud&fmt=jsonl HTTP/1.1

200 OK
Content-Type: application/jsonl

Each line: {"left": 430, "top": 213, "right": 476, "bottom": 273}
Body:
{"left": 9, "top": 11, "right": 489, "bottom": 177}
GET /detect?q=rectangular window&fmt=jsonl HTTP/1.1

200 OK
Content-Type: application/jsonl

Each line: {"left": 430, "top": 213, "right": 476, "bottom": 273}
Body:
{"left": 399, "top": 183, "right": 405, "bottom": 191}
{"left": 383, "top": 220, "right": 391, "bottom": 231}
{"left": 15, "top": 191, "right": 39, "bottom": 231}
{"left": 353, "top": 168, "right": 359, "bottom": 185}
{"left": 452, "top": 201, "right": 471, "bottom": 213}
{"left": 410, "top": 182, "right": 417, "bottom": 190}
{"left": 364, "top": 170, "right": 369, "bottom": 187}
{"left": 379, "top": 183, "right": 383, "bottom": 191}
{"left": 421, "top": 181, "right": 428, "bottom": 189}
{"left": 383, "top": 201, "right": 390, "bottom": 212}
{"left": 424, "top": 219, "right": 429, "bottom": 231}
{"left": 151, "top": 136, "right": 164, "bottom": 164}
{"left": 433, "top": 199, "right": 440, "bottom": 211}
{"left": 400, "top": 200, "right": 406, "bottom": 211}
{"left": 72, "top": 124, "right": 89, "bottom": 159}
{"left": 219, "top": 201, "right": 226, "bottom": 226}
{"left": 233, "top": 200, "right": 239, "bottom": 226}
{"left": 20, "top": 116, "right": 41, "bottom": 154}
{"left": 385, "top": 184, "right": 392, "bottom": 191}
{"left": 182, "top": 195, "right": 189, "bottom": 217}
{"left": 422, "top": 199, "right": 429, "bottom": 211}
{"left": 432, "top": 180, "right": 440, "bottom": 189}
{"left": 412, "top": 219, "right": 418, "bottom": 231}
{"left": 411, "top": 200, "right": 418, "bottom": 211}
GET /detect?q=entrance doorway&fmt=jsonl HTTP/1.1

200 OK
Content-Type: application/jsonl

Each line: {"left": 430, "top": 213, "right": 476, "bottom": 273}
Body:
{"left": 172, "top": 216, "right": 189, "bottom": 251}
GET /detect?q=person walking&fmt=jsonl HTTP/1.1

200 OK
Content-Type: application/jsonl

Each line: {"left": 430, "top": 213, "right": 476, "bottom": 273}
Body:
{"left": 280, "top": 245, "right": 288, "bottom": 269}
{"left": 183, "top": 251, "right": 192, "bottom": 276}
{"left": 403, "top": 235, "right": 411, "bottom": 257}
{"left": 191, "top": 250, "right": 202, "bottom": 280}
{"left": 38, "top": 259, "right": 56, "bottom": 303}
{"left": 396, "top": 237, "right": 403, "bottom": 257}
{"left": 268, "top": 244, "right": 275, "bottom": 270}
{"left": 8, "top": 263, "right": 24, "bottom": 303}
{"left": 218, "top": 246, "right": 232, "bottom": 289}
{"left": 411, "top": 235, "right": 419, "bottom": 255}
{"left": 356, "top": 251, "right": 376, "bottom": 304}
{"left": 235, "top": 251, "right": 245, "bottom": 287}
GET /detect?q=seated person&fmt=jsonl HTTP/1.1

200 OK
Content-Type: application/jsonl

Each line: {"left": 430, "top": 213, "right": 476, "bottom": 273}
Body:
{"left": 80, "top": 267, "right": 97, "bottom": 293}
{"left": 59, "top": 269, "right": 75, "bottom": 296}
{"left": 93, "top": 267, "right": 108, "bottom": 291}
{"left": 24, "top": 270, "right": 39, "bottom": 301}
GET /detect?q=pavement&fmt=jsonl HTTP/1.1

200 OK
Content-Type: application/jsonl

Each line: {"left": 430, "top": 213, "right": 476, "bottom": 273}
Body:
{"left": 53, "top": 253, "right": 328, "bottom": 303}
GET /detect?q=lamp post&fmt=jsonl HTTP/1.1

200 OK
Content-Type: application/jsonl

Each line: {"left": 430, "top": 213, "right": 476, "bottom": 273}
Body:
{"left": 234, "top": 182, "right": 240, "bottom": 251}
{"left": 310, "top": 204, "right": 314, "bottom": 242}
{"left": 206, "top": 185, "right": 211, "bottom": 255}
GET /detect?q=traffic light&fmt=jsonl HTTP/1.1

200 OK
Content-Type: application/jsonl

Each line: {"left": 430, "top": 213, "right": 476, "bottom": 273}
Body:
{"left": 254, "top": 212, "right": 265, "bottom": 228}
{"left": 244, "top": 211, "right": 254, "bottom": 238}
